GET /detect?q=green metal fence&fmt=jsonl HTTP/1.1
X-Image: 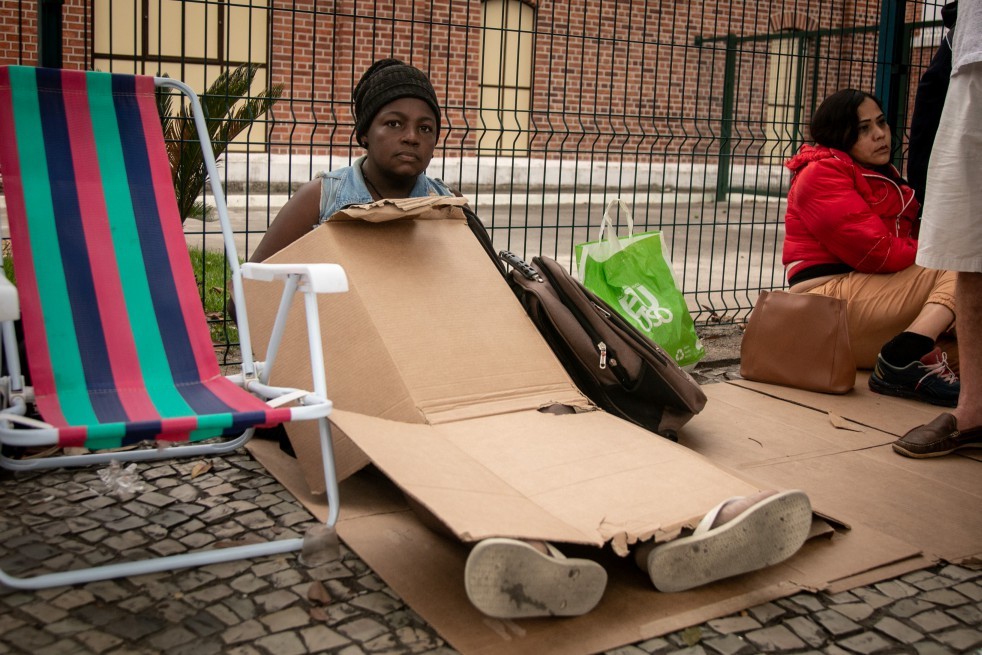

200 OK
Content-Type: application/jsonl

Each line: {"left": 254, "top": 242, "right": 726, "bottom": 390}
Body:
{"left": 0, "top": 0, "right": 951, "bottom": 357}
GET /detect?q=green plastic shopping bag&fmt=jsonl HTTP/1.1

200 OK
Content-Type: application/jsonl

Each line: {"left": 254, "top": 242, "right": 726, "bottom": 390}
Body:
{"left": 575, "top": 199, "right": 705, "bottom": 368}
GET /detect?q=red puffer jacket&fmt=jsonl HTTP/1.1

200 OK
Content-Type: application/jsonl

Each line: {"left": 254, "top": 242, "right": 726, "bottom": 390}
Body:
{"left": 782, "top": 145, "right": 920, "bottom": 283}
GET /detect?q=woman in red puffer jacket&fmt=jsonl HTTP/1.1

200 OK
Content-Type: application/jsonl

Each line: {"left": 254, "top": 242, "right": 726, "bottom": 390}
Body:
{"left": 782, "top": 89, "right": 959, "bottom": 407}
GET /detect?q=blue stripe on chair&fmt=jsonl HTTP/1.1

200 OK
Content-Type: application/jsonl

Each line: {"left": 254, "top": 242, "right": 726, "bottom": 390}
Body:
{"left": 110, "top": 76, "right": 239, "bottom": 420}
{"left": 35, "top": 68, "right": 127, "bottom": 424}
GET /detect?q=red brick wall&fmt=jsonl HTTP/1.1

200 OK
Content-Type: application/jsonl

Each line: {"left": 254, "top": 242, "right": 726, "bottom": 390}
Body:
{"left": 0, "top": 0, "right": 944, "bottom": 166}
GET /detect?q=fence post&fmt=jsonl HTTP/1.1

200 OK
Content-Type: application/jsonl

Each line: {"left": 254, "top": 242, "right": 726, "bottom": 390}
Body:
{"left": 39, "top": 0, "right": 65, "bottom": 67}
{"left": 716, "top": 33, "right": 737, "bottom": 202}
{"left": 874, "top": 0, "right": 907, "bottom": 134}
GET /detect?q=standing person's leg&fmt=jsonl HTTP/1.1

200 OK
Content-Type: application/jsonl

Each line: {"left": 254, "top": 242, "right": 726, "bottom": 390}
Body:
{"left": 894, "top": 59, "right": 982, "bottom": 457}
{"left": 895, "top": 273, "right": 982, "bottom": 456}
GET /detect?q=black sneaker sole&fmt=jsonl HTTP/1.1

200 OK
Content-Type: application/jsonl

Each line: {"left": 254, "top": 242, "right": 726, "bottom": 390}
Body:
{"left": 868, "top": 376, "right": 958, "bottom": 408}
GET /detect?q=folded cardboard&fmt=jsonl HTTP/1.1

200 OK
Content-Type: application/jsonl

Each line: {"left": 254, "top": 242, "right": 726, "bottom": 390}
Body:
{"left": 243, "top": 197, "right": 799, "bottom": 550}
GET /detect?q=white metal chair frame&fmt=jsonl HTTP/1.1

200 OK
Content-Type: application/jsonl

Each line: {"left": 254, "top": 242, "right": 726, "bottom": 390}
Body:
{"left": 0, "top": 74, "right": 346, "bottom": 590}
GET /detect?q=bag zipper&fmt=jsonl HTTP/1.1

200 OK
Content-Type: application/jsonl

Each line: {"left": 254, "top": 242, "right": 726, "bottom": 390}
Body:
{"left": 536, "top": 257, "right": 627, "bottom": 381}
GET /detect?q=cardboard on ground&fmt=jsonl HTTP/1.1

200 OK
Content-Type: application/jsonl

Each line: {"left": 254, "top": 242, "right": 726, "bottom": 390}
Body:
{"left": 244, "top": 198, "right": 979, "bottom": 654}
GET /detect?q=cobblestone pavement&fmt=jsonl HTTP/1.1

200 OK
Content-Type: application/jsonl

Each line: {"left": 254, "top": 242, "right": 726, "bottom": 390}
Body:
{"left": 1, "top": 330, "right": 980, "bottom": 655}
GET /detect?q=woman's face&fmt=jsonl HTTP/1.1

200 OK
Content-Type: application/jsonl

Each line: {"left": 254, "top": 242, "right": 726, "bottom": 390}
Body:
{"left": 848, "top": 97, "right": 891, "bottom": 168}
{"left": 362, "top": 97, "right": 437, "bottom": 180}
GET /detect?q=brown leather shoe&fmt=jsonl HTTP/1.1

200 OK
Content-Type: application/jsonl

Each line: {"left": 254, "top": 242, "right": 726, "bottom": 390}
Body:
{"left": 893, "top": 413, "right": 982, "bottom": 458}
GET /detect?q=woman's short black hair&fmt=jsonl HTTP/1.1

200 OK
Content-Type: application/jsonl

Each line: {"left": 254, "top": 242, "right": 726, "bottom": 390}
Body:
{"left": 809, "top": 89, "right": 884, "bottom": 152}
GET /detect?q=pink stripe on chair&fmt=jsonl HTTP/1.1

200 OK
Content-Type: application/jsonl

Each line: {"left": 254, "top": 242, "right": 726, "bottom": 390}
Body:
{"left": 0, "top": 68, "right": 68, "bottom": 428}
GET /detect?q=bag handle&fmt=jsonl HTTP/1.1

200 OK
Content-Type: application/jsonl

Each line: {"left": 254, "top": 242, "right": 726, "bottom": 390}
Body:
{"left": 597, "top": 199, "right": 635, "bottom": 244}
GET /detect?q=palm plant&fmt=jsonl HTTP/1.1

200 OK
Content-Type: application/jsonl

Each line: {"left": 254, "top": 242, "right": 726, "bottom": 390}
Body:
{"left": 156, "top": 64, "right": 282, "bottom": 223}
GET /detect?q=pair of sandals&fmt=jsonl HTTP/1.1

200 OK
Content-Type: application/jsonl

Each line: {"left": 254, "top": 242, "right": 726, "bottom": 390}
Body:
{"left": 465, "top": 489, "right": 813, "bottom": 619}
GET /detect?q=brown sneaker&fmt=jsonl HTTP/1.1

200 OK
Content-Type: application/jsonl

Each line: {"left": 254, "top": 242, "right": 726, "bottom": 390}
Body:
{"left": 893, "top": 413, "right": 982, "bottom": 458}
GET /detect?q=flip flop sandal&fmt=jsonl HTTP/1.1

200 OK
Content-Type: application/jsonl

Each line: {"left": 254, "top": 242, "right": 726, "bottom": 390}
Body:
{"left": 646, "top": 489, "right": 812, "bottom": 593}
{"left": 464, "top": 538, "right": 607, "bottom": 619}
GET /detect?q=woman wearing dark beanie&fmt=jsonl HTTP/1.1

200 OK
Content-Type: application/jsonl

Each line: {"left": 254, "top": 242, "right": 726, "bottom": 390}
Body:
{"left": 250, "top": 58, "right": 453, "bottom": 262}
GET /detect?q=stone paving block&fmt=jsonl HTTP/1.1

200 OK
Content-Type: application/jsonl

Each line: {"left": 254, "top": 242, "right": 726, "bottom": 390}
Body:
{"left": 934, "top": 627, "right": 982, "bottom": 651}
{"left": 147, "top": 625, "right": 197, "bottom": 650}
{"left": 119, "top": 594, "right": 154, "bottom": 613}
{"left": 223, "top": 594, "right": 260, "bottom": 621}
{"left": 4, "top": 625, "right": 57, "bottom": 650}
{"left": 74, "top": 629, "right": 124, "bottom": 654}
{"left": 707, "top": 616, "right": 763, "bottom": 634}
{"left": 307, "top": 559, "right": 353, "bottom": 582}
{"left": 231, "top": 572, "right": 270, "bottom": 594}
{"left": 744, "top": 625, "right": 805, "bottom": 651}
{"left": 831, "top": 602, "right": 875, "bottom": 622}
{"left": 337, "top": 617, "right": 388, "bottom": 642}
{"left": 148, "top": 538, "right": 187, "bottom": 556}
{"left": 780, "top": 594, "right": 826, "bottom": 613}
{"left": 919, "top": 588, "right": 970, "bottom": 607}
{"left": 205, "top": 603, "right": 244, "bottom": 627}
{"left": 260, "top": 605, "right": 311, "bottom": 632}
{"left": 747, "top": 602, "right": 786, "bottom": 624}
{"left": 872, "top": 616, "right": 922, "bottom": 645}
{"left": 256, "top": 631, "right": 308, "bottom": 655}
{"left": 351, "top": 591, "right": 404, "bottom": 616}
{"left": 889, "top": 598, "right": 936, "bottom": 618}
{"left": 269, "top": 567, "right": 305, "bottom": 589}
{"left": 34, "top": 637, "right": 82, "bottom": 655}
{"left": 179, "top": 532, "right": 216, "bottom": 549}
{"left": 253, "top": 557, "right": 293, "bottom": 578}
{"left": 254, "top": 588, "right": 301, "bottom": 613}
{"left": 186, "top": 583, "right": 236, "bottom": 605}
{"left": 836, "top": 631, "right": 893, "bottom": 654}
{"left": 784, "top": 616, "right": 827, "bottom": 648}
{"left": 948, "top": 601, "right": 982, "bottom": 625}
{"left": 909, "top": 609, "right": 959, "bottom": 632}
{"left": 301, "top": 625, "right": 351, "bottom": 653}
{"left": 50, "top": 587, "right": 95, "bottom": 608}
{"left": 103, "top": 530, "right": 150, "bottom": 551}
{"left": 702, "top": 633, "right": 753, "bottom": 655}
{"left": 174, "top": 568, "right": 217, "bottom": 592}
{"left": 46, "top": 617, "right": 93, "bottom": 637}
{"left": 953, "top": 581, "right": 982, "bottom": 601}
{"left": 938, "top": 564, "right": 977, "bottom": 582}
{"left": 912, "top": 641, "right": 957, "bottom": 655}
{"left": 813, "top": 609, "right": 862, "bottom": 637}
{"left": 824, "top": 591, "right": 859, "bottom": 604}
{"left": 84, "top": 580, "right": 131, "bottom": 603}
{"left": 222, "top": 619, "right": 268, "bottom": 645}
{"left": 184, "top": 610, "right": 228, "bottom": 638}
{"left": 103, "top": 613, "right": 168, "bottom": 641}
{"left": 850, "top": 587, "right": 893, "bottom": 609}
{"left": 0, "top": 613, "right": 25, "bottom": 635}
{"left": 875, "top": 580, "right": 922, "bottom": 600}
{"left": 135, "top": 491, "right": 176, "bottom": 508}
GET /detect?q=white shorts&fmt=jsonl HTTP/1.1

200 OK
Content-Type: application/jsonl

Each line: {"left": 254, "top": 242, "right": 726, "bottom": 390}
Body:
{"left": 916, "top": 61, "right": 982, "bottom": 273}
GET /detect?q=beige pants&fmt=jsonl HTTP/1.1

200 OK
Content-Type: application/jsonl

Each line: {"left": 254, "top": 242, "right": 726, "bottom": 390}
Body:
{"left": 805, "top": 265, "right": 957, "bottom": 369}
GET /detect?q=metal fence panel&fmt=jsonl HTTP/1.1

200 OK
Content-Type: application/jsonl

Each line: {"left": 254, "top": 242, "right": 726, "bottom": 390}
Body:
{"left": 0, "top": 0, "right": 950, "bottom": 356}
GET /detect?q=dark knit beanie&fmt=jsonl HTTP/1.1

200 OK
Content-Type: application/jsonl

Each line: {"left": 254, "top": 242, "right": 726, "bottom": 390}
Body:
{"left": 353, "top": 58, "right": 441, "bottom": 146}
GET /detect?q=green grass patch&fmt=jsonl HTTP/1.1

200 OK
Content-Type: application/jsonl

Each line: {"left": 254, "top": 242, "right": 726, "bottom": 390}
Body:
{"left": 188, "top": 245, "right": 239, "bottom": 346}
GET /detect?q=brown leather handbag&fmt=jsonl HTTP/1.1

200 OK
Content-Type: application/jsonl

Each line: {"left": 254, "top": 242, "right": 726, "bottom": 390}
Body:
{"left": 740, "top": 290, "right": 856, "bottom": 394}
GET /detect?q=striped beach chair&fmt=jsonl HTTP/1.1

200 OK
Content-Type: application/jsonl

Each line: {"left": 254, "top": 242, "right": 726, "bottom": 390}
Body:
{"left": 0, "top": 65, "right": 347, "bottom": 589}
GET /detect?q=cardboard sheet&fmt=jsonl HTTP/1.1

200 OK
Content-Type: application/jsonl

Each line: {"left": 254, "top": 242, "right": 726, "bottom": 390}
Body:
{"left": 683, "top": 381, "right": 982, "bottom": 564}
{"left": 243, "top": 199, "right": 779, "bottom": 550}
{"left": 248, "top": 436, "right": 924, "bottom": 655}
{"left": 239, "top": 199, "right": 972, "bottom": 653}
